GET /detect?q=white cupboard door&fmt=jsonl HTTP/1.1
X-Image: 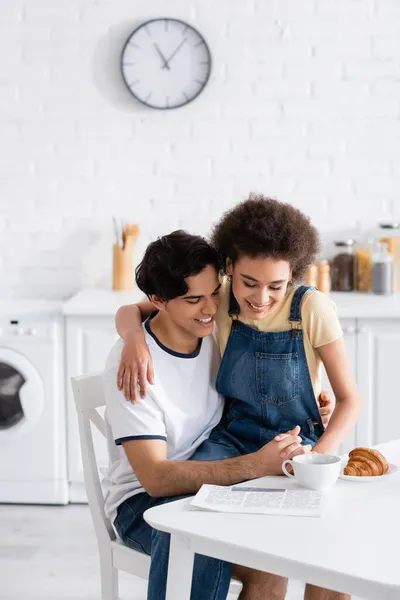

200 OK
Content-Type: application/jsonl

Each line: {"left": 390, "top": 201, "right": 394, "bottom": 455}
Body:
{"left": 357, "top": 319, "right": 400, "bottom": 446}
{"left": 320, "top": 318, "right": 357, "bottom": 455}
{"left": 66, "top": 317, "right": 118, "bottom": 487}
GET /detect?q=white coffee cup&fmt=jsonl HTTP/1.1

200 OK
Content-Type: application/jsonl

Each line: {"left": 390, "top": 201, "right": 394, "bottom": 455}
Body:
{"left": 282, "top": 453, "right": 341, "bottom": 490}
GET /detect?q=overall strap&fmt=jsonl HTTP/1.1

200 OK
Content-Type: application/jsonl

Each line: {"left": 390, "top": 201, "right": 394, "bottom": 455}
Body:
{"left": 288, "top": 285, "right": 314, "bottom": 329}
{"left": 228, "top": 284, "right": 240, "bottom": 318}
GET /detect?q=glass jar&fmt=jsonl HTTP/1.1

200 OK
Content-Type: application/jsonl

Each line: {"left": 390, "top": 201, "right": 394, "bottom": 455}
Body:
{"left": 372, "top": 242, "right": 394, "bottom": 295}
{"left": 378, "top": 223, "right": 400, "bottom": 292}
{"left": 330, "top": 240, "right": 356, "bottom": 292}
{"left": 317, "top": 261, "right": 331, "bottom": 294}
{"left": 356, "top": 238, "right": 374, "bottom": 293}
{"left": 305, "top": 264, "right": 317, "bottom": 287}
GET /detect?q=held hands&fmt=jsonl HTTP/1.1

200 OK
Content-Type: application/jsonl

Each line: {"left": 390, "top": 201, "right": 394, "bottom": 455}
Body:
{"left": 117, "top": 333, "right": 154, "bottom": 402}
{"left": 257, "top": 426, "right": 312, "bottom": 476}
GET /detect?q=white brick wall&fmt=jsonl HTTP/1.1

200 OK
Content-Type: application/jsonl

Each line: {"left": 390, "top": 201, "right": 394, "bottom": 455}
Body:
{"left": 1, "top": 0, "right": 399, "bottom": 298}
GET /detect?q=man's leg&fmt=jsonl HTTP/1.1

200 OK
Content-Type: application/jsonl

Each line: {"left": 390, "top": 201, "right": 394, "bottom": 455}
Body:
{"left": 304, "top": 584, "right": 350, "bottom": 600}
{"left": 115, "top": 492, "right": 233, "bottom": 600}
{"left": 192, "top": 435, "right": 288, "bottom": 600}
{"left": 148, "top": 527, "right": 233, "bottom": 600}
{"left": 233, "top": 565, "right": 288, "bottom": 600}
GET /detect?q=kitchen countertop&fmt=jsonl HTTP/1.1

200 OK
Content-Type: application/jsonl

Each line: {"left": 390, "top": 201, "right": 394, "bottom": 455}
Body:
{"left": 62, "top": 289, "right": 400, "bottom": 319}
{"left": 330, "top": 292, "right": 400, "bottom": 318}
{"left": 0, "top": 299, "right": 64, "bottom": 316}
{"left": 62, "top": 289, "right": 145, "bottom": 316}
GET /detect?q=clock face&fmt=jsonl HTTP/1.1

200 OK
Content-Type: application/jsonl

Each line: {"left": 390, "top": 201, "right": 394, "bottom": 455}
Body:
{"left": 121, "top": 18, "right": 212, "bottom": 109}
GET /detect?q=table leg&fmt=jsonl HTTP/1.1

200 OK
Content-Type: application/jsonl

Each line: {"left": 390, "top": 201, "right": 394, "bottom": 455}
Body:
{"left": 165, "top": 534, "right": 195, "bottom": 600}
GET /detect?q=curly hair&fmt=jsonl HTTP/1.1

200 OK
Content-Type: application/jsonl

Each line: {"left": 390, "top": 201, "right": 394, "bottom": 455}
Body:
{"left": 210, "top": 194, "right": 320, "bottom": 282}
{"left": 136, "top": 230, "right": 221, "bottom": 301}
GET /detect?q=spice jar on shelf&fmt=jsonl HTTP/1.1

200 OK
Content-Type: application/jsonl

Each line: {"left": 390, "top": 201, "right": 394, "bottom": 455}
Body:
{"left": 330, "top": 240, "right": 356, "bottom": 292}
{"left": 356, "top": 239, "right": 374, "bottom": 293}
{"left": 305, "top": 264, "right": 318, "bottom": 287}
{"left": 317, "top": 261, "right": 331, "bottom": 294}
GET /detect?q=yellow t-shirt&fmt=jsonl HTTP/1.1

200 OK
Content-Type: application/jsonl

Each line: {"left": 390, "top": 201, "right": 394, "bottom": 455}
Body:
{"left": 215, "top": 279, "right": 343, "bottom": 399}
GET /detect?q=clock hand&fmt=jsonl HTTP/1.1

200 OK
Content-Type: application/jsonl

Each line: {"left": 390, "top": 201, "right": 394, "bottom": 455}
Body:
{"left": 161, "top": 38, "right": 187, "bottom": 69}
{"left": 153, "top": 43, "right": 170, "bottom": 70}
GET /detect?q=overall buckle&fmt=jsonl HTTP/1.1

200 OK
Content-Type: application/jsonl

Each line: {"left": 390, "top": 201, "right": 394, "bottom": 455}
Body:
{"left": 289, "top": 320, "right": 302, "bottom": 336}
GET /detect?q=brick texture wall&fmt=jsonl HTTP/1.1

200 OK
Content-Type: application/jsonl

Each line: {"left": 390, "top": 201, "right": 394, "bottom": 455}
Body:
{"left": 1, "top": 0, "right": 399, "bottom": 298}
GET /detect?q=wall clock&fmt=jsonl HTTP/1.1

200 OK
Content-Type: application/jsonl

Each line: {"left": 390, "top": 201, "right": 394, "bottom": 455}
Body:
{"left": 121, "top": 18, "right": 212, "bottom": 110}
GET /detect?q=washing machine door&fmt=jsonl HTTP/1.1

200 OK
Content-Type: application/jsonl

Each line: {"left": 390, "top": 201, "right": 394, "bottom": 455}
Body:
{"left": 0, "top": 348, "right": 45, "bottom": 441}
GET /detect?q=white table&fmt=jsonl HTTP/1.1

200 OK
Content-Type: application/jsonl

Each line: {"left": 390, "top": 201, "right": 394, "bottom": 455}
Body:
{"left": 144, "top": 440, "right": 400, "bottom": 600}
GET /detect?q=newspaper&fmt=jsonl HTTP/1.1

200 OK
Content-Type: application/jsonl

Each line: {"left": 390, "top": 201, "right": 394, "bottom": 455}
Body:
{"left": 190, "top": 484, "right": 324, "bottom": 517}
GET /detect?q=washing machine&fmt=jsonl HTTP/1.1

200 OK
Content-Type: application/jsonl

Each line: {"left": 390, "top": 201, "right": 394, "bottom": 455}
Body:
{"left": 0, "top": 300, "right": 68, "bottom": 504}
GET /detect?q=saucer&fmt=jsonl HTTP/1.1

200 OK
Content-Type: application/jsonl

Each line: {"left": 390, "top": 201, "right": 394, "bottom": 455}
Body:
{"left": 339, "top": 463, "right": 398, "bottom": 482}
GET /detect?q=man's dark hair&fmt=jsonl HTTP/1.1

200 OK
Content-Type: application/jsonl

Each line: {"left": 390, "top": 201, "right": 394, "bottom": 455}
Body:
{"left": 210, "top": 193, "right": 320, "bottom": 282}
{"left": 136, "top": 230, "right": 221, "bottom": 301}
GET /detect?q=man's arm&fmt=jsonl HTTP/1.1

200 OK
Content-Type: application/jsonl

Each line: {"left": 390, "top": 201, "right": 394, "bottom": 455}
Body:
{"left": 123, "top": 428, "right": 306, "bottom": 497}
{"left": 313, "top": 337, "right": 362, "bottom": 454}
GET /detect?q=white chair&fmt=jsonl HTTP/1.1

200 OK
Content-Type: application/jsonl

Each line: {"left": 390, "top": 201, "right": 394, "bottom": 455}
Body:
{"left": 71, "top": 372, "right": 241, "bottom": 600}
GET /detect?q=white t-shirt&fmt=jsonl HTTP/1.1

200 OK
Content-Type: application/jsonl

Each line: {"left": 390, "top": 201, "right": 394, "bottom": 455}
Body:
{"left": 103, "top": 318, "right": 224, "bottom": 523}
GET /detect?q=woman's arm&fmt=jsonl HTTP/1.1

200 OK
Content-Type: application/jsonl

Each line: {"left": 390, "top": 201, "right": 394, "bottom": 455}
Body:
{"left": 116, "top": 301, "right": 153, "bottom": 338}
{"left": 115, "top": 301, "right": 155, "bottom": 402}
{"left": 313, "top": 337, "right": 362, "bottom": 454}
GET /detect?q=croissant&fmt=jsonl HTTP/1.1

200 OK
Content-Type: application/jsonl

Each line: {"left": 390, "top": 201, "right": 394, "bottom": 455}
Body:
{"left": 344, "top": 447, "right": 389, "bottom": 477}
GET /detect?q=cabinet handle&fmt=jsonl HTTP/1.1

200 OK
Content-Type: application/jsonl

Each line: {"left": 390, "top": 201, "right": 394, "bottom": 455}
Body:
{"left": 342, "top": 326, "right": 356, "bottom": 334}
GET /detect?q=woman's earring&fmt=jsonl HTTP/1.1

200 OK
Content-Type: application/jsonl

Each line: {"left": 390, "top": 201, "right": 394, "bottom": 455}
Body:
{"left": 228, "top": 275, "right": 232, "bottom": 282}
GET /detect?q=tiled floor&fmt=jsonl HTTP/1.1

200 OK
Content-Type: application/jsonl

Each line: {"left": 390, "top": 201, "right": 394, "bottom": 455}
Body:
{"left": 0, "top": 504, "right": 365, "bottom": 600}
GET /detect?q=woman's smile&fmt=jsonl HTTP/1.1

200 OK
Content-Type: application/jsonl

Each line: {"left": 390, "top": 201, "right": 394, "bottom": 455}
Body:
{"left": 244, "top": 298, "right": 275, "bottom": 315}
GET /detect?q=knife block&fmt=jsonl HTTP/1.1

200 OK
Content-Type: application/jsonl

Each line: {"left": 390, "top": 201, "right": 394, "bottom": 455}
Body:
{"left": 112, "top": 244, "right": 133, "bottom": 291}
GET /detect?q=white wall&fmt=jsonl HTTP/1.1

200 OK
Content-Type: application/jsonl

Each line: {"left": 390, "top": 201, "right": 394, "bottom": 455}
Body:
{"left": 1, "top": 0, "right": 400, "bottom": 298}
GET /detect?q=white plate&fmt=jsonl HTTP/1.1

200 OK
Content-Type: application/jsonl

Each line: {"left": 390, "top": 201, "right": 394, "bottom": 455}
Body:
{"left": 339, "top": 463, "right": 398, "bottom": 482}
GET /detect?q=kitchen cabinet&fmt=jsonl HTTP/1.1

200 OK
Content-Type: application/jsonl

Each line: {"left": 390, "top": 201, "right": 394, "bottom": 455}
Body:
{"left": 65, "top": 316, "right": 117, "bottom": 502}
{"left": 63, "top": 290, "right": 142, "bottom": 502}
{"left": 356, "top": 319, "right": 400, "bottom": 446}
{"left": 321, "top": 317, "right": 400, "bottom": 453}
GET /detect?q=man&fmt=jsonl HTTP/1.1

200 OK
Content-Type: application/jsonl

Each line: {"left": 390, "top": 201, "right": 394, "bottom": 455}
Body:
{"left": 104, "top": 230, "right": 333, "bottom": 600}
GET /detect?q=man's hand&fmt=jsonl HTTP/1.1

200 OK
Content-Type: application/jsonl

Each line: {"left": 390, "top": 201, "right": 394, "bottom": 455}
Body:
{"left": 256, "top": 426, "right": 311, "bottom": 476}
{"left": 318, "top": 390, "right": 335, "bottom": 426}
{"left": 117, "top": 332, "right": 154, "bottom": 402}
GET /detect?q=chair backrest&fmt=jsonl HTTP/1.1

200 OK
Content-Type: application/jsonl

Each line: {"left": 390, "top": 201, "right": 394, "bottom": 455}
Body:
{"left": 71, "top": 373, "right": 115, "bottom": 545}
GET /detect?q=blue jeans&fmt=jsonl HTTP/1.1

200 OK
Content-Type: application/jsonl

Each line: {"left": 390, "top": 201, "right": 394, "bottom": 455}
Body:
{"left": 114, "top": 492, "right": 233, "bottom": 600}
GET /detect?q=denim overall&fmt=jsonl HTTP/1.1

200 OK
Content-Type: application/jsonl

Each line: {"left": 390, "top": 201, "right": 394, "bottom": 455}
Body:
{"left": 192, "top": 285, "right": 325, "bottom": 461}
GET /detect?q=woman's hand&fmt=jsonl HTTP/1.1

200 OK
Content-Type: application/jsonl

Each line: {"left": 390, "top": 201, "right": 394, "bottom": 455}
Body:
{"left": 117, "top": 332, "right": 154, "bottom": 402}
{"left": 318, "top": 390, "right": 335, "bottom": 426}
{"left": 258, "top": 426, "right": 309, "bottom": 475}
